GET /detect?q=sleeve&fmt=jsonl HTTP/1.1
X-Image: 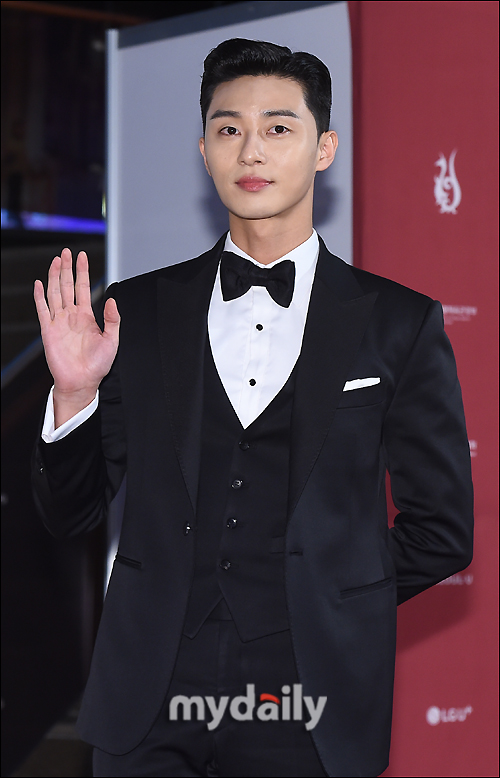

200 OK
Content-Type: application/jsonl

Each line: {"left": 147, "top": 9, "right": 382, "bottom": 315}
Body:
{"left": 383, "top": 300, "right": 474, "bottom": 605}
{"left": 31, "top": 284, "right": 126, "bottom": 539}
{"left": 41, "top": 386, "right": 99, "bottom": 443}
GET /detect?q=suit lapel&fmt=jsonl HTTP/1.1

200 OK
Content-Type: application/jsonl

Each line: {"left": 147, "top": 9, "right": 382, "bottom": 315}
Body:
{"left": 156, "top": 235, "right": 376, "bottom": 518}
{"left": 157, "top": 239, "right": 224, "bottom": 513}
{"left": 288, "top": 240, "right": 378, "bottom": 517}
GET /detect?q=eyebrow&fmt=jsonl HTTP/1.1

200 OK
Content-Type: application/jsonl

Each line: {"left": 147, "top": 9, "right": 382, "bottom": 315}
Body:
{"left": 209, "top": 109, "right": 301, "bottom": 121}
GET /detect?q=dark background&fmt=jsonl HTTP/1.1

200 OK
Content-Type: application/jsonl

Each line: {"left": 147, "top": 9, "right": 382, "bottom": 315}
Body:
{"left": 1, "top": 0, "right": 243, "bottom": 367}
{"left": 1, "top": 4, "right": 242, "bottom": 777}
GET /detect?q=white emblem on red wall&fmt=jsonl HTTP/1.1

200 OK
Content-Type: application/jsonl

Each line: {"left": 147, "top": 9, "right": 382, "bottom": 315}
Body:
{"left": 442, "top": 305, "right": 477, "bottom": 325}
{"left": 434, "top": 150, "right": 462, "bottom": 213}
{"left": 438, "top": 572, "right": 474, "bottom": 585}
{"left": 426, "top": 705, "right": 473, "bottom": 725}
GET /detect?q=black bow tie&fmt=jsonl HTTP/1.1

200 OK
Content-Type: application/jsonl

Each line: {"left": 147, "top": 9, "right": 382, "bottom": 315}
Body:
{"left": 220, "top": 251, "right": 296, "bottom": 308}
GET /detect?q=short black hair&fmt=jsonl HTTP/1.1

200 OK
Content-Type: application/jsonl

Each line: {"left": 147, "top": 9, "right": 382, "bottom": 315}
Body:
{"left": 200, "top": 38, "right": 331, "bottom": 141}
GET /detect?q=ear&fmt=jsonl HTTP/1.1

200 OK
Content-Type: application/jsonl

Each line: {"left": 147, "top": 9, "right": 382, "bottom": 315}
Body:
{"left": 316, "top": 131, "right": 338, "bottom": 172}
{"left": 199, "top": 137, "right": 212, "bottom": 177}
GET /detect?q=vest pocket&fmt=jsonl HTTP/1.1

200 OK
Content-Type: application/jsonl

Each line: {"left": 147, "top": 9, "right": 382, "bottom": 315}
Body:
{"left": 339, "top": 576, "right": 392, "bottom": 600}
{"left": 115, "top": 553, "right": 142, "bottom": 570}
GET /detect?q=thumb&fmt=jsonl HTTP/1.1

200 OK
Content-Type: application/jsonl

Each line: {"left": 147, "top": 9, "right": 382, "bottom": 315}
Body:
{"left": 103, "top": 297, "right": 120, "bottom": 336}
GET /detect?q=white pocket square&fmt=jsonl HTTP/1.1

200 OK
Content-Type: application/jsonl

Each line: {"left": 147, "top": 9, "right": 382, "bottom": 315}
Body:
{"left": 343, "top": 377, "right": 380, "bottom": 391}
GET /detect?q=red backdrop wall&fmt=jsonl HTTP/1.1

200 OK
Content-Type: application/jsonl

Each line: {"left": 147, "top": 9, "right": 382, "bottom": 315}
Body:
{"left": 348, "top": 2, "right": 499, "bottom": 776}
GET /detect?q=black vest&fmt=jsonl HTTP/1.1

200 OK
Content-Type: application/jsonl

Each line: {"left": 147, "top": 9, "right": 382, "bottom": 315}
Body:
{"left": 183, "top": 338, "right": 296, "bottom": 642}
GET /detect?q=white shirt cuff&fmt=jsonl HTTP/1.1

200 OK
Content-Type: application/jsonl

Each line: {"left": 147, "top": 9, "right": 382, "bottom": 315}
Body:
{"left": 41, "top": 386, "right": 99, "bottom": 443}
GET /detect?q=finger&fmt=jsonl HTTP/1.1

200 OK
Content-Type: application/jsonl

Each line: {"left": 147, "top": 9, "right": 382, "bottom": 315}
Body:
{"left": 46, "top": 255, "right": 63, "bottom": 318}
{"left": 33, "top": 279, "right": 51, "bottom": 329}
{"left": 102, "top": 297, "right": 120, "bottom": 340}
{"left": 75, "top": 251, "right": 92, "bottom": 308}
{"left": 59, "top": 247, "right": 75, "bottom": 308}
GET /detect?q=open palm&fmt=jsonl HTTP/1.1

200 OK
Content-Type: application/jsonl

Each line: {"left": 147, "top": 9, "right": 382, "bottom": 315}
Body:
{"left": 34, "top": 248, "right": 120, "bottom": 398}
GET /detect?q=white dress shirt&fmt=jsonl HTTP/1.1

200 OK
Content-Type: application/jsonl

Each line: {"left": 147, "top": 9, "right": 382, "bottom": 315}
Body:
{"left": 42, "top": 230, "right": 319, "bottom": 441}
{"left": 209, "top": 230, "right": 318, "bottom": 428}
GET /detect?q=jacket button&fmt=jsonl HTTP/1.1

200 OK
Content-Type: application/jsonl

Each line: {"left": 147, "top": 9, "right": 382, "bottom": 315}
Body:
{"left": 231, "top": 479, "right": 243, "bottom": 489}
{"left": 226, "top": 517, "right": 238, "bottom": 528}
{"left": 39, "top": 466, "right": 44, "bottom": 474}
{"left": 239, "top": 440, "right": 250, "bottom": 451}
{"left": 219, "top": 559, "right": 231, "bottom": 570}
{"left": 183, "top": 522, "right": 192, "bottom": 535}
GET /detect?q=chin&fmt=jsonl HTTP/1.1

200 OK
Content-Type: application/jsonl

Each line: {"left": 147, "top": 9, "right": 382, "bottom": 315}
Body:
{"left": 220, "top": 186, "right": 310, "bottom": 223}
{"left": 228, "top": 206, "right": 289, "bottom": 221}
{"left": 224, "top": 197, "right": 297, "bottom": 222}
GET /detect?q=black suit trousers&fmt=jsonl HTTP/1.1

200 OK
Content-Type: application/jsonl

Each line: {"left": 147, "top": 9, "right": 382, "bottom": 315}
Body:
{"left": 92, "top": 603, "right": 327, "bottom": 778}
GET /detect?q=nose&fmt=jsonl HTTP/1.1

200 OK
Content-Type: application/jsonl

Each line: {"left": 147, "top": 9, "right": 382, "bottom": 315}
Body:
{"left": 237, "top": 131, "right": 266, "bottom": 165}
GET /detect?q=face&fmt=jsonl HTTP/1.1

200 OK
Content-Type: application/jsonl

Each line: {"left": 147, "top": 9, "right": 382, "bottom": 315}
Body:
{"left": 199, "top": 75, "right": 337, "bottom": 225}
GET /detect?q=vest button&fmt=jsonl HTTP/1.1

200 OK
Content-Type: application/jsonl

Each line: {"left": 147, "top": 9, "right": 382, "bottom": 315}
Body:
{"left": 183, "top": 522, "right": 192, "bottom": 535}
{"left": 231, "top": 478, "right": 243, "bottom": 489}
{"left": 226, "top": 517, "right": 238, "bottom": 528}
{"left": 239, "top": 440, "right": 250, "bottom": 451}
{"left": 219, "top": 559, "right": 231, "bottom": 570}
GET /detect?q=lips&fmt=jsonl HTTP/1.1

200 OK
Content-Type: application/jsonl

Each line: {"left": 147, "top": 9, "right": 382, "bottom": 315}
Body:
{"left": 236, "top": 177, "right": 272, "bottom": 192}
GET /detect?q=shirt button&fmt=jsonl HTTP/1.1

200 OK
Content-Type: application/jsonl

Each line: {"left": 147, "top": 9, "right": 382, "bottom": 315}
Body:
{"left": 239, "top": 440, "right": 250, "bottom": 451}
{"left": 219, "top": 559, "right": 231, "bottom": 570}
{"left": 256, "top": 324, "right": 264, "bottom": 331}
{"left": 249, "top": 378, "right": 256, "bottom": 386}
{"left": 226, "top": 518, "right": 238, "bottom": 528}
{"left": 231, "top": 479, "right": 243, "bottom": 489}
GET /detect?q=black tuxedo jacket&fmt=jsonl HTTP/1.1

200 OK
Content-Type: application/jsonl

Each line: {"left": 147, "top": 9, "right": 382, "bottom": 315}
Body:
{"left": 33, "top": 235, "right": 473, "bottom": 777}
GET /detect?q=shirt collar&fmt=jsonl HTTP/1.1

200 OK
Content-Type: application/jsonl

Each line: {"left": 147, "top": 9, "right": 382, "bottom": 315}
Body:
{"left": 223, "top": 229, "right": 319, "bottom": 285}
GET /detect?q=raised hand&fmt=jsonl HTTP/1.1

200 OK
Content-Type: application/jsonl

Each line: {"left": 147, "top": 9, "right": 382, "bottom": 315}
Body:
{"left": 34, "top": 248, "right": 120, "bottom": 427}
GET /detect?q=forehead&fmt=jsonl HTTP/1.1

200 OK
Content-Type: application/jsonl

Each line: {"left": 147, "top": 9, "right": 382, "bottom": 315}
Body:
{"left": 209, "top": 75, "right": 307, "bottom": 112}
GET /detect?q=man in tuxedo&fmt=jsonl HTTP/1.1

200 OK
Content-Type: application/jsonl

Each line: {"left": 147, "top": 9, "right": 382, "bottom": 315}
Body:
{"left": 32, "top": 39, "right": 473, "bottom": 778}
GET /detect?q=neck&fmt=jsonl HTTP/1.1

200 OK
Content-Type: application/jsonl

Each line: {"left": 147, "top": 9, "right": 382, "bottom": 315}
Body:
{"left": 228, "top": 213, "right": 314, "bottom": 265}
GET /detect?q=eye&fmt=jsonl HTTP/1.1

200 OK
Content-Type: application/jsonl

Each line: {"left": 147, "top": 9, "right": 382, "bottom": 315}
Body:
{"left": 220, "top": 126, "right": 239, "bottom": 135}
{"left": 269, "top": 125, "right": 290, "bottom": 135}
